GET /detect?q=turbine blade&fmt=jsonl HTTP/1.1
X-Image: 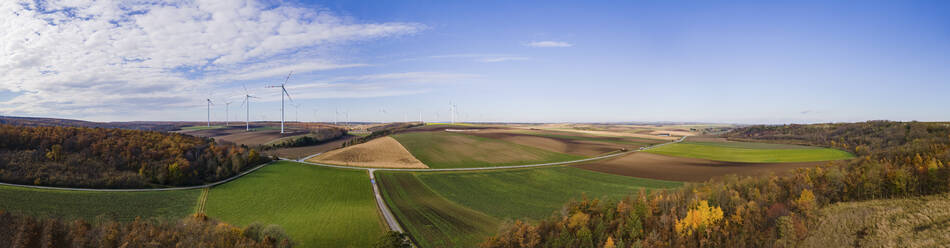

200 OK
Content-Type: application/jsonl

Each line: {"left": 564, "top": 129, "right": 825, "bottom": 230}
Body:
{"left": 284, "top": 88, "right": 294, "bottom": 103}
{"left": 283, "top": 71, "right": 293, "bottom": 85}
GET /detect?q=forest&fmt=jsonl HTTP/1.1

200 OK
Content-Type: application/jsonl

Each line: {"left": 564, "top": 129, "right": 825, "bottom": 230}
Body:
{"left": 0, "top": 212, "right": 292, "bottom": 248}
{"left": 0, "top": 124, "right": 271, "bottom": 188}
{"left": 484, "top": 121, "right": 950, "bottom": 247}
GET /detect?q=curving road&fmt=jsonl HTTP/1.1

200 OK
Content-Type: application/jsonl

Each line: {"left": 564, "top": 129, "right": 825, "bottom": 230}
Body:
{"left": 0, "top": 134, "right": 687, "bottom": 243}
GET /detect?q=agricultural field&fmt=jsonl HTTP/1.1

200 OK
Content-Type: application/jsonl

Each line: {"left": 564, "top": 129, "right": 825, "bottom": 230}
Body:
{"left": 0, "top": 185, "right": 198, "bottom": 221}
{"left": 376, "top": 172, "right": 499, "bottom": 248}
{"left": 392, "top": 131, "right": 584, "bottom": 168}
{"left": 179, "top": 125, "right": 226, "bottom": 130}
{"left": 800, "top": 193, "right": 950, "bottom": 247}
{"left": 646, "top": 141, "right": 854, "bottom": 163}
{"left": 205, "top": 161, "right": 385, "bottom": 248}
{"left": 392, "top": 131, "right": 583, "bottom": 168}
{"left": 307, "top": 136, "right": 427, "bottom": 168}
{"left": 377, "top": 166, "right": 682, "bottom": 247}
{"left": 573, "top": 152, "right": 834, "bottom": 182}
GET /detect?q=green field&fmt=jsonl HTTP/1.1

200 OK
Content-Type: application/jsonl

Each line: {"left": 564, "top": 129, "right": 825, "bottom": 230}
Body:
{"left": 377, "top": 172, "right": 499, "bottom": 248}
{"left": 180, "top": 125, "right": 226, "bottom": 130}
{"left": 205, "top": 161, "right": 384, "bottom": 248}
{"left": 0, "top": 185, "right": 198, "bottom": 221}
{"left": 683, "top": 141, "right": 816, "bottom": 149}
{"left": 646, "top": 142, "right": 854, "bottom": 162}
{"left": 377, "top": 166, "right": 682, "bottom": 247}
{"left": 392, "top": 131, "right": 584, "bottom": 168}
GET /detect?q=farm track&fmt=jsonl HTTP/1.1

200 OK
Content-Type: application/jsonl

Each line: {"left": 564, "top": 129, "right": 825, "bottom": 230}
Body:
{"left": 196, "top": 187, "right": 210, "bottom": 214}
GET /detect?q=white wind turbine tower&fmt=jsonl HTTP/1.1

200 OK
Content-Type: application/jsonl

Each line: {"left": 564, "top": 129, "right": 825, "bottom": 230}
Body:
{"left": 292, "top": 103, "right": 300, "bottom": 123}
{"left": 266, "top": 71, "right": 295, "bottom": 134}
{"left": 449, "top": 102, "right": 458, "bottom": 124}
{"left": 240, "top": 84, "right": 258, "bottom": 131}
{"left": 206, "top": 97, "right": 214, "bottom": 127}
{"left": 379, "top": 108, "right": 387, "bottom": 123}
{"left": 224, "top": 100, "right": 233, "bottom": 126}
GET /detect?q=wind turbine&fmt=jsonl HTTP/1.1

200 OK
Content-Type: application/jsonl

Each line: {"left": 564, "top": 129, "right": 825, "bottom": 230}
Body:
{"left": 224, "top": 100, "right": 233, "bottom": 127}
{"left": 449, "top": 102, "right": 457, "bottom": 124}
{"left": 379, "top": 108, "right": 387, "bottom": 123}
{"left": 292, "top": 103, "right": 301, "bottom": 123}
{"left": 206, "top": 98, "right": 214, "bottom": 127}
{"left": 240, "top": 84, "right": 258, "bottom": 131}
{"left": 266, "top": 71, "right": 295, "bottom": 134}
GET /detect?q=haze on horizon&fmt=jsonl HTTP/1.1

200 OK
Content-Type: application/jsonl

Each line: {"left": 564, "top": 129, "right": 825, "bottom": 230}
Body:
{"left": 1, "top": 0, "right": 948, "bottom": 124}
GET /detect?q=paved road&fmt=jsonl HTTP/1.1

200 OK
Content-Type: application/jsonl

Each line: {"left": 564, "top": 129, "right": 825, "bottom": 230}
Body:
{"left": 368, "top": 169, "right": 404, "bottom": 233}
{"left": 0, "top": 135, "right": 688, "bottom": 240}
{"left": 292, "top": 135, "right": 689, "bottom": 234}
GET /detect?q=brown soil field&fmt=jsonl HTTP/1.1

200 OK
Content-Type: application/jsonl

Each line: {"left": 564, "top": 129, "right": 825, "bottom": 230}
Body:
{"left": 543, "top": 128, "right": 680, "bottom": 141}
{"left": 572, "top": 152, "right": 827, "bottom": 182}
{"left": 466, "top": 130, "right": 624, "bottom": 156}
{"left": 683, "top": 136, "right": 730, "bottom": 142}
{"left": 307, "top": 136, "right": 428, "bottom": 169}
{"left": 266, "top": 136, "right": 355, "bottom": 159}
{"left": 178, "top": 127, "right": 308, "bottom": 146}
{"left": 214, "top": 130, "right": 308, "bottom": 146}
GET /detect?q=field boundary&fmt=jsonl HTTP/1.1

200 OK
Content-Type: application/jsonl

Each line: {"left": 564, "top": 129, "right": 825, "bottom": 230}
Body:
{"left": 0, "top": 161, "right": 275, "bottom": 192}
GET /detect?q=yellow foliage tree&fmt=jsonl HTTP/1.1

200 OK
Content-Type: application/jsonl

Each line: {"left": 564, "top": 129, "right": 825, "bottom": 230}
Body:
{"left": 674, "top": 200, "right": 723, "bottom": 236}
{"left": 603, "top": 236, "right": 615, "bottom": 248}
{"left": 795, "top": 189, "right": 816, "bottom": 212}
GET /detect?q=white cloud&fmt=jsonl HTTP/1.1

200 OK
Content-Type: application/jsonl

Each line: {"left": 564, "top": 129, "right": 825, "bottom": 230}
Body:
{"left": 0, "top": 0, "right": 424, "bottom": 118}
{"left": 525, "top": 41, "right": 573, "bottom": 48}
{"left": 428, "top": 53, "right": 529, "bottom": 63}
{"left": 477, "top": 56, "right": 529, "bottom": 63}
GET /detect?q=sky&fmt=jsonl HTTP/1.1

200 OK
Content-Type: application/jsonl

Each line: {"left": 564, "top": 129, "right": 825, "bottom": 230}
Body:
{"left": 1, "top": 0, "right": 948, "bottom": 124}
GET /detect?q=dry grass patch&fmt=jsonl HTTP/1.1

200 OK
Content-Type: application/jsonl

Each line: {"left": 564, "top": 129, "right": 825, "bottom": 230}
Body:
{"left": 307, "top": 136, "right": 427, "bottom": 169}
{"left": 800, "top": 193, "right": 950, "bottom": 247}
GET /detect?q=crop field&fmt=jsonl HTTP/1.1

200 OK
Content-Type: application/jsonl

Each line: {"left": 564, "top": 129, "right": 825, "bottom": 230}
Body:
{"left": 801, "top": 193, "right": 950, "bottom": 247}
{"left": 646, "top": 142, "right": 854, "bottom": 163}
{"left": 180, "top": 125, "right": 227, "bottom": 130}
{"left": 573, "top": 152, "right": 837, "bottom": 182}
{"left": 0, "top": 185, "right": 198, "bottom": 221}
{"left": 377, "top": 166, "right": 681, "bottom": 247}
{"left": 392, "top": 131, "right": 584, "bottom": 168}
{"left": 308, "top": 136, "right": 428, "bottom": 168}
{"left": 467, "top": 130, "right": 625, "bottom": 156}
{"left": 205, "top": 161, "right": 384, "bottom": 248}
{"left": 376, "top": 172, "right": 499, "bottom": 248}
{"left": 266, "top": 135, "right": 354, "bottom": 159}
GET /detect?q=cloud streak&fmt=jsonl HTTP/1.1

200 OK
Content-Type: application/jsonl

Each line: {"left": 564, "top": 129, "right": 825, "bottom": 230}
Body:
{"left": 525, "top": 41, "right": 573, "bottom": 48}
{"left": 0, "top": 0, "right": 424, "bottom": 118}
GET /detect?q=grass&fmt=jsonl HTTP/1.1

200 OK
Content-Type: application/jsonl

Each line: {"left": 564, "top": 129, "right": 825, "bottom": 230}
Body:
{"left": 180, "top": 125, "right": 226, "bottom": 130}
{"left": 683, "top": 141, "right": 816, "bottom": 149}
{"left": 205, "top": 161, "right": 385, "bottom": 248}
{"left": 800, "top": 193, "right": 950, "bottom": 247}
{"left": 414, "top": 166, "right": 682, "bottom": 220}
{"left": 392, "top": 131, "right": 585, "bottom": 168}
{"left": 0, "top": 185, "right": 199, "bottom": 221}
{"left": 377, "top": 172, "right": 499, "bottom": 248}
{"left": 377, "top": 166, "right": 682, "bottom": 247}
{"left": 646, "top": 142, "right": 854, "bottom": 163}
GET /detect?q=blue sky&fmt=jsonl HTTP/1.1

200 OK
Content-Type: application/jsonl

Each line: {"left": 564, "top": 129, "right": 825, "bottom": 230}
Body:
{"left": 1, "top": 0, "right": 948, "bottom": 123}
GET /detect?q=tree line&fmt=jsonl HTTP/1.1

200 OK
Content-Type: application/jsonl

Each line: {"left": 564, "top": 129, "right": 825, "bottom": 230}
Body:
{"left": 0, "top": 124, "right": 271, "bottom": 188}
{"left": 484, "top": 121, "right": 950, "bottom": 247}
{"left": 0, "top": 212, "right": 292, "bottom": 248}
